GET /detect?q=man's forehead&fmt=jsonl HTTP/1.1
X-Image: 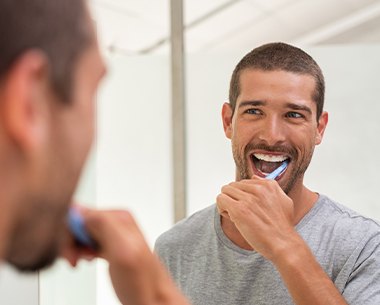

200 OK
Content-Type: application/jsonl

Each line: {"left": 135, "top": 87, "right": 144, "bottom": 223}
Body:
{"left": 239, "top": 69, "right": 315, "bottom": 83}
{"left": 239, "top": 69, "right": 316, "bottom": 96}
{"left": 236, "top": 70, "right": 317, "bottom": 111}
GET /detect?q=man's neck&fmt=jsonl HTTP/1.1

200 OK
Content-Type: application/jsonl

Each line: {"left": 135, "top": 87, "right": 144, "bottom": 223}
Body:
{"left": 220, "top": 183, "right": 319, "bottom": 251}
{"left": 0, "top": 175, "right": 19, "bottom": 263}
{"left": 0, "top": 203, "right": 13, "bottom": 262}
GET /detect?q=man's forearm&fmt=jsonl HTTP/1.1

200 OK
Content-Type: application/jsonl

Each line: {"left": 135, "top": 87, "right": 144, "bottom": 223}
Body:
{"left": 273, "top": 236, "right": 348, "bottom": 305}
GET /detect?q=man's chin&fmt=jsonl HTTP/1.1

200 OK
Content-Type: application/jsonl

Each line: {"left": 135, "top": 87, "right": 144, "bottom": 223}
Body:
{"left": 8, "top": 250, "right": 58, "bottom": 273}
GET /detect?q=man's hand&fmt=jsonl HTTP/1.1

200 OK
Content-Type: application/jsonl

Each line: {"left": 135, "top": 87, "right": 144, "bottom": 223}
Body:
{"left": 216, "top": 175, "right": 298, "bottom": 261}
{"left": 61, "top": 208, "right": 189, "bottom": 305}
{"left": 217, "top": 177, "right": 349, "bottom": 305}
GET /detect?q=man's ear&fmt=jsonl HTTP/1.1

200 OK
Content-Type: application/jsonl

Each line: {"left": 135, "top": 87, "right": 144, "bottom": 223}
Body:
{"left": 315, "top": 111, "right": 328, "bottom": 145}
{"left": 222, "top": 102, "right": 233, "bottom": 139}
{"left": 0, "top": 50, "right": 51, "bottom": 152}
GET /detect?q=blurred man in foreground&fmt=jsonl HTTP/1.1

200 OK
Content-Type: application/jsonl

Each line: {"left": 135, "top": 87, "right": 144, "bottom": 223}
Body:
{"left": 0, "top": 1, "right": 189, "bottom": 304}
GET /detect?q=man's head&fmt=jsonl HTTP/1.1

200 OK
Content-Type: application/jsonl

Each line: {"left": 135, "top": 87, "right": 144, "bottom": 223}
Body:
{"left": 222, "top": 43, "right": 328, "bottom": 194}
{"left": 0, "top": 0, "right": 106, "bottom": 271}
{"left": 229, "top": 42, "right": 325, "bottom": 120}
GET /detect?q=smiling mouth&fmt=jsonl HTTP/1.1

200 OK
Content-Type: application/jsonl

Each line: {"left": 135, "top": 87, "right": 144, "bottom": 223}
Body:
{"left": 251, "top": 153, "right": 290, "bottom": 177}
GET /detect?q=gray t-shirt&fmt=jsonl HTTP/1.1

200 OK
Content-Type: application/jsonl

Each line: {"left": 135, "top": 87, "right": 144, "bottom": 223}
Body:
{"left": 155, "top": 195, "right": 380, "bottom": 304}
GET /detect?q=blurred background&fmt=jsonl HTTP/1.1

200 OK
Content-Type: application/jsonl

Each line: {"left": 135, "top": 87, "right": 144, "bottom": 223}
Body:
{"left": 92, "top": 0, "right": 380, "bottom": 53}
{"left": 1, "top": 0, "right": 380, "bottom": 304}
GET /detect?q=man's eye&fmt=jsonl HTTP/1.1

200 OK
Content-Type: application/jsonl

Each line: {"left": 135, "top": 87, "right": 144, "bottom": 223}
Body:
{"left": 287, "top": 112, "right": 303, "bottom": 118}
{"left": 245, "top": 109, "right": 261, "bottom": 115}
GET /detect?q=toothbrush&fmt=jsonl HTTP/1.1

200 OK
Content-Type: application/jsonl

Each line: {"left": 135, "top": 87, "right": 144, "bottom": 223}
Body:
{"left": 265, "top": 160, "right": 288, "bottom": 180}
{"left": 67, "top": 207, "right": 97, "bottom": 249}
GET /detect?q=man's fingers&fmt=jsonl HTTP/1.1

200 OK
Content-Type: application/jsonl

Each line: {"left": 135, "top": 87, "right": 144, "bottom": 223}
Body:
{"left": 80, "top": 209, "right": 153, "bottom": 268}
{"left": 60, "top": 228, "right": 98, "bottom": 267}
{"left": 221, "top": 184, "right": 248, "bottom": 201}
{"left": 216, "top": 193, "right": 240, "bottom": 219}
{"left": 82, "top": 209, "right": 134, "bottom": 238}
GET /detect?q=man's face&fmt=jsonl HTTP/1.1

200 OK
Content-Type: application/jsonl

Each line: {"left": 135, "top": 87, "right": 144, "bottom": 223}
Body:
{"left": 222, "top": 69, "right": 327, "bottom": 194}
{"left": 6, "top": 25, "right": 106, "bottom": 271}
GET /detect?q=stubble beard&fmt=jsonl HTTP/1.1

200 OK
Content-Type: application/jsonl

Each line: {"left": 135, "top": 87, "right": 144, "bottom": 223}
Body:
{"left": 6, "top": 227, "right": 60, "bottom": 272}
{"left": 5, "top": 195, "right": 68, "bottom": 272}
{"left": 8, "top": 247, "right": 58, "bottom": 272}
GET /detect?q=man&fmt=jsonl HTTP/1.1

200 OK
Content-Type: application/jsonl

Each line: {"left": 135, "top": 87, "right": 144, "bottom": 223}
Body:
{"left": 0, "top": 1, "right": 189, "bottom": 304}
{"left": 155, "top": 43, "right": 380, "bottom": 304}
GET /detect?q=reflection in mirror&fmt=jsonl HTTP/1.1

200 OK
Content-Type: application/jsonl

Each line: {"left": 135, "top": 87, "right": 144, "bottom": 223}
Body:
{"left": 37, "top": 0, "right": 380, "bottom": 304}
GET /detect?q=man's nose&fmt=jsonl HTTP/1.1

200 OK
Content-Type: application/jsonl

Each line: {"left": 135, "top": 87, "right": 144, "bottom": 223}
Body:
{"left": 257, "top": 117, "right": 287, "bottom": 146}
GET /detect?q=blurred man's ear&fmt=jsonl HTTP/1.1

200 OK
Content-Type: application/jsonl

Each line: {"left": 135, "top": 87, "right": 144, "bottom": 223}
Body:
{"left": 0, "top": 50, "right": 51, "bottom": 152}
{"left": 222, "top": 102, "right": 233, "bottom": 139}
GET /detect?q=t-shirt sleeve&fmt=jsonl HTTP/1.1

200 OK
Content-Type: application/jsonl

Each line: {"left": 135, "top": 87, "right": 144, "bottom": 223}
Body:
{"left": 342, "top": 233, "right": 380, "bottom": 304}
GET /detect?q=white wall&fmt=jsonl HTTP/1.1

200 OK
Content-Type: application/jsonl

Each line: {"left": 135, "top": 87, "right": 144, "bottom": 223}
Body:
{"left": 0, "top": 265, "right": 38, "bottom": 305}
{"left": 306, "top": 46, "right": 380, "bottom": 219}
{"left": 95, "top": 53, "right": 173, "bottom": 305}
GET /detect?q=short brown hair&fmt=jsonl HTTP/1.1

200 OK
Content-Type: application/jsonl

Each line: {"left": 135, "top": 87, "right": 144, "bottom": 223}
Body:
{"left": 229, "top": 42, "right": 325, "bottom": 119}
{"left": 0, "top": 0, "right": 92, "bottom": 102}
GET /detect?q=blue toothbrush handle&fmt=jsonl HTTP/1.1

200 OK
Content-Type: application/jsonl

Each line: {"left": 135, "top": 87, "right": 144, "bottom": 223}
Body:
{"left": 265, "top": 161, "right": 288, "bottom": 180}
{"left": 67, "top": 207, "right": 97, "bottom": 249}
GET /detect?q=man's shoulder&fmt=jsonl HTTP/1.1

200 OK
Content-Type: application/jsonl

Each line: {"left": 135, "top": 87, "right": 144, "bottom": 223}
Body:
{"left": 309, "top": 194, "right": 380, "bottom": 243}
{"left": 155, "top": 204, "right": 216, "bottom": 250}
{"left": 319, "top": 195, "right": 380, "bottom": 228}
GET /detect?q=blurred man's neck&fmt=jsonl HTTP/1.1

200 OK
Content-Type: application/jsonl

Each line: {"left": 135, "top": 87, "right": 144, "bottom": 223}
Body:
{"left": 0, "top": 201, "right": 13, "bottom": 262}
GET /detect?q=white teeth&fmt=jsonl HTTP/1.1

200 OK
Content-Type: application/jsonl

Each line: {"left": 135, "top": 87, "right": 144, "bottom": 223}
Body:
{"left": 253, "top": 153, "right": 288, "bottom": 162}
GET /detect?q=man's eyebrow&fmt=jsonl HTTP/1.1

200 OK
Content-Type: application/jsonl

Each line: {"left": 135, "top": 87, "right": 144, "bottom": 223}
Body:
{"left": 285, "top": 102, "right": 312, "bottom": 115}
{"left": 238, "top": 100, "right": 266, "bottom": 108}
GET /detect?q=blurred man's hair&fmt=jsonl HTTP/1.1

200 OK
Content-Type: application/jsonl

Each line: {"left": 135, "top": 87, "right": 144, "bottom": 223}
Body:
{"left": 0, "top": 0, "right": 92, "bottom": 102}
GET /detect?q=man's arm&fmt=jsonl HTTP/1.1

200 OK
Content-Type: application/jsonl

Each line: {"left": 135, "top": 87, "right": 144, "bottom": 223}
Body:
{"left": 216, "top": 176, "right": 348, "bottom": 305}
{"left": 62, "top": 209, "right": 190, "bottom": 305}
